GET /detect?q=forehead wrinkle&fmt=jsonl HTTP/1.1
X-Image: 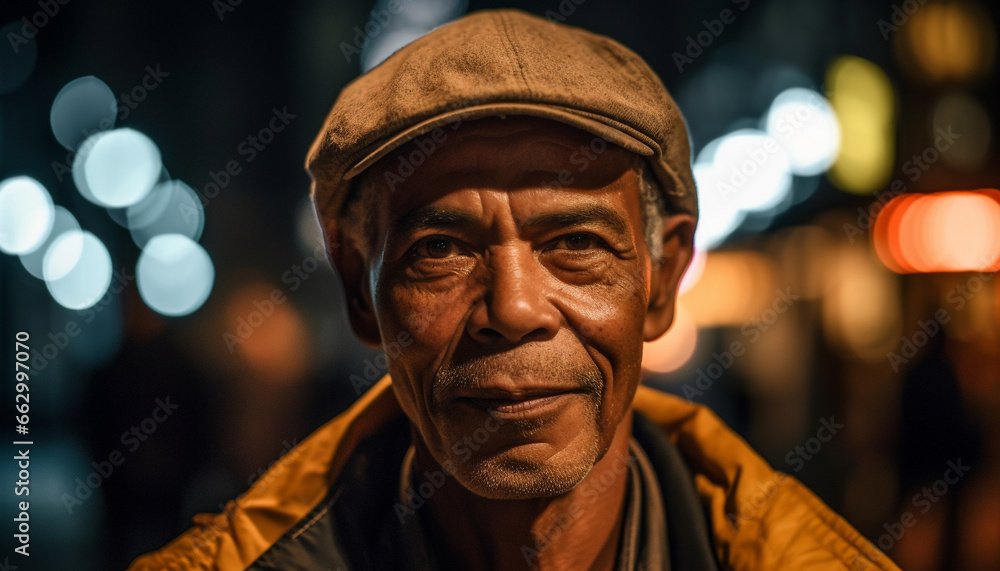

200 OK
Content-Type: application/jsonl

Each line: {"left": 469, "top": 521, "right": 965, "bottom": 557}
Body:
{"left": 414, "top": 140, "right": 592, "bottom": 187}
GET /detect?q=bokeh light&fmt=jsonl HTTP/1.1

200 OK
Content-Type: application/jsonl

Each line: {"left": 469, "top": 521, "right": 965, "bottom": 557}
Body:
{"left": 50, "top": 76, "right": 118, "bottom": 150}
{"left": 678, "top": 249, "right": 707, "bottom": 295}
{"left": 0, "top": 176, "right": 55, "bottom": 255}
{"left": 693, "top": 162, "right": 745, "bottom": 250}
{"left": 19, "top": 206, "right": 81, "bottom": 279}
{"left": 680, "top": 251, "right": 777, "bottom": 327}
{"left": 826, "top": 56, "right": 895, "bottom": 195}
{"left": 712, "top": 129, "right": 792, "bottom": 212}
{"left": 296, "top": 195, "right": 325, "bottom": 254}
{"left": 137, "top": 234, "right": 215, "bottom": 316}
{"left": 692, "top": 128, "right": 793, "bottom": 249}
{"left": 895, "top": 0, "right": 997, "bottom": 83}
{"left": 224, "top": 282, "right": 312, "bottom": 384}
{"left": 873, "top": 190, "right": 1000, "bottom": 273}
{"left": 43, "top": 231, "right": 113, "bottom": 310}
{"left": 127, "top": 180, "right": 205, "bottom": 248}
{"left": 396, "top": 0, "right": 468, "bottom": 28}
{"left": 361, "top": 27, "right": 428, "bottom": 73}
{"left": 641, "top": 303, "right": 698, "bottom": 373}
{"left": 73, "top": 128, "right": 162, "bottom": 208}
{"left": 822, "top": 243, "right": 901, "bottom": 360}
{"left": 359, "top": 0, "right": 468, "bottom": 71}
{"left": 765, "top": 87, "right": 841, "bottom": 176}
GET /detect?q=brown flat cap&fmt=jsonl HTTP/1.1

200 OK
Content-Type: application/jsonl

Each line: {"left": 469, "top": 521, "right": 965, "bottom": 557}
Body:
{"left": 307, "top": 8, "right": 697, "bottom": 227}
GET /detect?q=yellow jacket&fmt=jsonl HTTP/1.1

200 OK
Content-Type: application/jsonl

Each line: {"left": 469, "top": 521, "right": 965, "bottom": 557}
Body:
{"left": 129, "top": 377, "right": 900, "bottom": 570}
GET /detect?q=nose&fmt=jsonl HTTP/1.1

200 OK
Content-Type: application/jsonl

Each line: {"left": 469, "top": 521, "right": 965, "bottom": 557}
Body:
{"left": 466, "top": 244, "right": 561, "bottom": 345}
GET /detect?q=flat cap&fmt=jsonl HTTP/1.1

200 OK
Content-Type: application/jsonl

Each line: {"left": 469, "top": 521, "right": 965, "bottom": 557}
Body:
{"left": 307, "top": 8, "right": 697, "bottom": 228}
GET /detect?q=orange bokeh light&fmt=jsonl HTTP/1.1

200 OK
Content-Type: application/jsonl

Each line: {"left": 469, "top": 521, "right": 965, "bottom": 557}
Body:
{"left": 223, "top": 282, "right": 312, "bottom": 384}
{"left": 642, "top": 303, "right": 698, "bottom": 374}
{"left": 873, "top": 189, "right": 1000, "bottom": 273}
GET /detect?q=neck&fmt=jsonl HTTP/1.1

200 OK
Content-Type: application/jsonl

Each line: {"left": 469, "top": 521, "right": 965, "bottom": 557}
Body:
{"left": 411, "top": 410, "right": 634, "bottom": 571}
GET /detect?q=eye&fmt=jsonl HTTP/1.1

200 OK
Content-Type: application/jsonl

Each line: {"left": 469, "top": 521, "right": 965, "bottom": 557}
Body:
{"left": 553, "top": 233, "right": 605, "bottom": 251}
{"left": 412, "top": 236, "right": 461, "bottom": 258}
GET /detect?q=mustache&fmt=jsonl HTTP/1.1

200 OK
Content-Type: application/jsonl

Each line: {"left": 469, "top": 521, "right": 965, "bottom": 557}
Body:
{"left": 432, "top": 346, "right": 604, "bottom": 399}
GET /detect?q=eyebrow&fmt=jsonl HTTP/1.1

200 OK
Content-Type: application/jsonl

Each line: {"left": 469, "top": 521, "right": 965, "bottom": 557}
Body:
{"left": 389, "top": 203, "right": 632, "bottom": 241}
{"left": 522, "top": 205, "right": 631, "bottom": 239}
{"left": 390, "top": 206, "right": 479, "bottom": 239}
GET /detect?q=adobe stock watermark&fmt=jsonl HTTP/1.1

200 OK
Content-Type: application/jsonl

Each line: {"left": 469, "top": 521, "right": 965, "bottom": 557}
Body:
{"left": 340, "top": 0, "right": 420, "bottom": 63}
{"left": 852, "top": 458, "right": 971, "bottom": 568}
{"left": 672, "top": 0, "right": 751, "bottom": 73}
{"left": 51, "top": 64, "right": 170, "bottom": 182}
{"left": 393, "top": 411, "right": 508, "bottom": 524}
{"left": 521, "top": 448, "right": 631, "bottom": 565}
{"left": 680, "top": 287, "right": 800, "bottom": 400}
{"left": 186, "top": 438, "right": 304, "bottom": 559}
{"left": 842, "top": 126, "right": 961, "bottom": 243}
{"left": 375, "top": 91, "right": 490, "bottom": 193}
{"left": 212, "top": 0, "right": 245, "bottom": 22}
{"left": 887, "top": 267, "right": 995, "bottom": 372}
{"left": 783, "top": 416, "right": 844, "bottom": 472}
{"left": 347, "top": 284, "right": 456, "bottom": 396}
{"left": 6, "top": 0, "right": 71, "bottom": 53}
{"left": 348, "top": 331, "right": 415, "bottom": 395}
{"left": 222, "top": 244, "right": 325, "bottom": 353}
{"left": 543, "top": 0, "right": 586, "bottom": 24}
{"left": 710, "top": 88, "right": 834, "bottom": 205}
{"left": 726, "top": 416, "right": 843, "bottom": 529}
{"left": 25, "top": 267, "right": 135, "bottom": 372}
{"left": 713, "top": 136, "right": 787, "bottom": 205}
{"left": 61, "top": 397, "right": 180, "bottom": 514}
{"left": 194, "top": 106, "right": 296, "bottom": 208}
{"left": 538, "top": 136, "right": 613, "bottom": 192}
{"left": 877, "top": 0, "right": 929, "bottom": 40}
{"left": 203, "top": 439, "right": 302, "bottom": 528}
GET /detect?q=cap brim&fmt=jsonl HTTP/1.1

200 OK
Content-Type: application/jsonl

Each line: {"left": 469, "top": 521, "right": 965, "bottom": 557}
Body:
{"left": 343, "top": 102, "right": 657, "bottom": 180}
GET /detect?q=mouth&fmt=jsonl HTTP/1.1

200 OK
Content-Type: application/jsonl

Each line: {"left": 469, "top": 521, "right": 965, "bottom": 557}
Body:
{"left": 457, "top": 390, "right": 579, "bottom": 420}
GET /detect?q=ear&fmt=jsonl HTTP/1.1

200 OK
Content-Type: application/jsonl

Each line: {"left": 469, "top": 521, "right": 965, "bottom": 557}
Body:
{"left": 643, "top": 214, "right": 696, "bottom": 342}
{"left": 326, "top": 226, "right": 382, "bottom": 348}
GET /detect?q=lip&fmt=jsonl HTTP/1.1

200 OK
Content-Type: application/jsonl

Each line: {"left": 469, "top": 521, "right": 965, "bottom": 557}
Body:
{"left": 460, "top": 392, "right": 575, "bottom": 420}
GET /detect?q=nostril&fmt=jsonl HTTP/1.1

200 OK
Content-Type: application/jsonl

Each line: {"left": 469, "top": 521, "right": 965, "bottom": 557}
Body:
{"left": 476, "top": 328, "right": 505, "bottom": 342}
{"left": 521, "top": 327, "right": 555, "bottom": 343}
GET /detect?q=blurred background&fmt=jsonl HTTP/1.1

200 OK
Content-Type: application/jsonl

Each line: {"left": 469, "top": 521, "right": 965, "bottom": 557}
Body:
{"left": 0, "top": 0, "right": 997, "bottom": 568}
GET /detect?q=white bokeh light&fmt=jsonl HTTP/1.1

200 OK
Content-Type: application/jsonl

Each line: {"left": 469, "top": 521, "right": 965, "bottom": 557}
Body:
{"left": 50, "top": 76, "right": 117, "bottom": 150}
{"left": 137, "top": 234, "right": 214, "bottom": 316}
{"left": 0, "top": 176, "right": 55, "bottom": 255}
{"left": 73, "top": 128, "right": 162, "bottom": 208}
{"left": 359, "top": 0, "right": 468, "bottom": 71}
{"left": 766, "top": 87, "right": 841, "bottom": 176}
{"left": 44, "top": 231, "right": 113, "bottom": 310}
{"left": 712, "top": 129, "right": 792, "bottom": 213}
{"left": 693, "top": 162, "right": 745, "bottom": 251}
{"left": 19, "top": 206, "right": 81, "bottom": 279}
{"left": 127, "top": 180, "right": 205, "bottom": 248}
{"left": 361, "top": 27, "right": 428, "bottom": 72}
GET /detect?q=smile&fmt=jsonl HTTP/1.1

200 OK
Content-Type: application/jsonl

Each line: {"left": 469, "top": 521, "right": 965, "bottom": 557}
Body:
{"left": 462, "top": 393, "right": 574, "bottom": 421}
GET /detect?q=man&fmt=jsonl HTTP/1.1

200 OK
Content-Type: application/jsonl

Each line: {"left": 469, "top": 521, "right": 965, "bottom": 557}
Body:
{"left": 130, "top": 9, "right": 900, "bottom": 570}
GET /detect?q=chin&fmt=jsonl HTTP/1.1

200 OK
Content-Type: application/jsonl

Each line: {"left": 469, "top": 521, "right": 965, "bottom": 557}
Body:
{"left": 447, "top": 439, "right": 603, "bottom": 500}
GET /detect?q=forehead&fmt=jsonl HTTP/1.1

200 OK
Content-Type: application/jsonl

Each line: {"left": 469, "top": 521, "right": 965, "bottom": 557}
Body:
{"left": 361, "top": 116, "right": 641, "bottom": 212}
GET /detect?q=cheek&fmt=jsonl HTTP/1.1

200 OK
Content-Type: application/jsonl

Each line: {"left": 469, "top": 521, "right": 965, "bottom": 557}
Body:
{"left": 565, "top": 263, "right": 648, "bottom": 352}
{"left": 374, "top": 277, "right": 475, "bottom": 410}
{"left": 557, "top": 263, "right": 648, "bottom": 418}
{"left": 384, "top": 281, "right": 472, "bottom": 353}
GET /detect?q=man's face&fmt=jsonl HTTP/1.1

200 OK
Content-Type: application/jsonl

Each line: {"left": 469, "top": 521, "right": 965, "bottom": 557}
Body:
{"left": 357, "top": 117, "right": 661, "bottom": 500}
